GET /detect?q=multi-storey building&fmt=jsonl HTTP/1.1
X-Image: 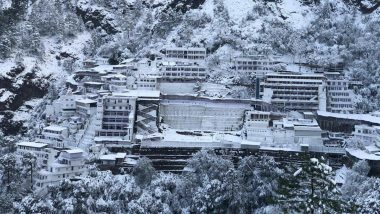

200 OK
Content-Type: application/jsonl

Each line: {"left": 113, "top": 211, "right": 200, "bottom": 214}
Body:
{"left": 325, "top": 72, "right": 354, "bottom": 114}
{"left": 95, "top": 93, "right": 137, "bottom": 142}
{"left": 16, "top": 142, "right": 50, "bottom": 168}
{"left": 244, "top": 111, "right": 323, "bottom": 146}
{"left": 261, "top": 72, "right": 326, "bottom": 112}
{"left": 353, "top": 124, "right": 380, "bottom": 144}
{"left": 244, "top": 111, "right": 272, "bottom": 142}
{"left": 136, "top": 74, "right": 159, "bottom": 90}
{"left": 163, "top": 47, "right": 207, "bottom": 60}
{"left": 101, "top": 73, "right": 129, "bottom": 92}
{"left": 35, "top": 148, "right": 87, "bottom": 188}
{"left": 38, "top": 125, "right": 69, "bottom": 148}
{"left": 234, "top": 55, "right": 276, "bottom": 76}
{"left": 76, "top": 98, "right": 97, "bottom": 116}
{"left": 159, "top": 61, "right": 207, "bottom": 80}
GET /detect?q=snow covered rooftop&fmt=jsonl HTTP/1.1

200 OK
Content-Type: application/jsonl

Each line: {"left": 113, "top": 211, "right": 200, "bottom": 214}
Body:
{"left": 76, "top": 98, "right": 97, "bottom": 104}
{"left": 317, "top": 111, "right": 380, "bottom": 125}
{"left": 346, "top": 148, "right": 380, "bottom": 161}
{"left": 44, "top": 125, "right": 68, "bottom": 132}
{"left": 17, "top": 141, "right": 48, "bottom": 148}
{"left": 99, "top": 153, "right": 126, "bottom": 161}
{"left": 64, "top": 148, "right": 84, "bottom": 154}
{"left": 113, "top": 90, "right": 160, "bottom": 98}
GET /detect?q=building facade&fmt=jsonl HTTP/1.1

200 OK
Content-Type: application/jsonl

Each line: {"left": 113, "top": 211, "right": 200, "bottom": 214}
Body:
{"left": 95, "top": 94, "right": 137, "bottom": 142}
{"left": 35, "top": 149, "right": 87, "bottom": 188}
{"left": 163, "top": 47, "right": 207, "bottom": 60}
{"left": 262, "top": 72, "right": 326, "bottom": 112}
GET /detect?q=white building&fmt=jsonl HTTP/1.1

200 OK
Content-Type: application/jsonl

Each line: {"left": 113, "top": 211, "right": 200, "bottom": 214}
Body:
{"left": 46, "top": 93, "right": 83, "bottom": 117}
{"left": 163, "top": 47, "right": 207, "bottom": 60}
{"left": 101, "top": 73, "right": 129, "bottom": 91}
{"left": 136, "top": 74, "right": 159, "bottom": 90}
{"left": 95, "top": 93, "right": 137, "bottom": 143}
{"left": 76, "top": 98, "right": 97, "bottom": 116}
{"left": 234, "top": 55, "right": 276, "bottom": 76}
{"left": 325, "top": 74, "right": 354, "bottom": 114}
{"left": 15, "top": 142, "right": 55, "bottom": 168}
{"left": 244, "top": 111, "right": 323, "bottom": 146}
{"left": 244, "top": 111, "right": 272, "bottom": 143}
{"left": 35, "top": 148, "right": 87, "bottom": 188}
{"left": 39, "top": 125, "right": 69, "bottom": 148}
{"left": 262, "top": 72, "right": 326, "bottom": 112}
{"left": 353, "top": 124, "right": 380, "bottom": 144}
{"left": 159, "top": 61, "right": 207, "bottom": 80}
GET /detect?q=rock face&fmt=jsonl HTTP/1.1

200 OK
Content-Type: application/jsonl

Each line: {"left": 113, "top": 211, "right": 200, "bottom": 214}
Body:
{"left": 76, "top": 4, "right": 120, "bottom": 34}
{"left": 0, "top": 65, "right": 50, "bottom": 135}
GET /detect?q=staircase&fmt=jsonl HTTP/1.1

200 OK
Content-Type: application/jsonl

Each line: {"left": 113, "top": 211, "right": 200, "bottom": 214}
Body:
{"left": 78, "top": 115, "right": 97, "bottom": 149}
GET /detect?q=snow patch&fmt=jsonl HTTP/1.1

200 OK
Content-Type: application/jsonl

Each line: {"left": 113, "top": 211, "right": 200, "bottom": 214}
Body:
{"left": 223, "top": 0, "right": 254, "bottom": 23}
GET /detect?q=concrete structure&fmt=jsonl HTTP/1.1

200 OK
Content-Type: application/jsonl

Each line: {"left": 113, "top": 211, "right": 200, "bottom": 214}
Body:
{"left": 101, "top": 73, "right": 129, "bottom": 91}
{"left": 244, "top": 111, "right": 323, "bottom": 146}
{"left": 95, "top": 93, "right": 137, "bottom": 142}
{"left": 317, "top": 111, "right": 380, "bottom": 133}
{"left": 160, "top": 96, "right": 253, "bottom": 131}
{"left": 15, "top": 142, "right": 57, "bottom": 168}
{"left": 325, "top": 73, "right": 354, "bottom": 114}
{"left": 262, "top": 72, "right": 326, "bottom": 112}
{"left": 99, "top": 153, "right": 127, "bottom": 165}
{"left": 163, "top": 47, "right": 206, "bottom": 60}
{"left": 353, "top": 124, "right": 380, "bottom": 144}
{"left": 76, "top": 98, "right": 97, "bottom": 116}
{"left": 159, "top": 61, "right": 207, "bottom": 80}
{"left": 39, "top": 125, "right": 69, "bottom": 148}
{"left": 136, "top": 74, "right": 159, "bottom": 91}
{"left": 234, "top": 55, "right": 276, "bottom": 76}
{"left": 35, "top": 149, "right": 87, "bottom": 188}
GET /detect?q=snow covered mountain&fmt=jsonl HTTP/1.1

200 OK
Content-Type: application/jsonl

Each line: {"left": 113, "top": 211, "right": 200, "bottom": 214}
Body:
{"left": 1, "top": 0, "right": 379, "bottom": 135}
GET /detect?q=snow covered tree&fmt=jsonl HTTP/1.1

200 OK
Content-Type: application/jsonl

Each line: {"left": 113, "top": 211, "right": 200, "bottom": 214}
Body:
{"left": 0, "top": 154, "right": 20, "bottom": 188}
{"left": 132, "top": 157, "right": 156, "bottom": 187}
{"left": 279, "top": 157, "right": 348, "bottom": 213}
{"left": 21, "top": 152, "right": 37, "bottom": 190}
{"left": 237, "top": 155, "right": 283, "bottom": 212}
{"left": 0, "top": 35, "right": 11, "bottom": 59}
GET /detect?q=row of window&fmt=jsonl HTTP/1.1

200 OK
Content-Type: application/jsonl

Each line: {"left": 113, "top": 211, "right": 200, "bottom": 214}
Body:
{"left": 163, "top": 72, "right": 206, "bottom": 77}
{"left": 267, "top": 76, "right": 324, "bottom": 80}
{"left": 329, "top": 92, "right": 350, "bottom": 96}
{"left": 166, "top": 55, "right": 205, "bottom": 59}
{"left": 98, "top": 131, "right": 130, "bottom": 137}
{"left": 266, "top": 81, "right": 322, "bottom": 85}
{"left": 327, "top": 87, "right": 348, "bottom": 91}
{"left": 330, "top": 98, "right": 352, "bottom": 102}
{"left": 103, "top": 111, "right": 131, "bottom": 116}
{"left": 330, "top": 104, "right": 353, "bottom": 108}
{"left": 103, "top": 118, "right": 129, "bottom": 123}
{"left": 165, "top": 50, "right": 206, "bottom": 54}
{"left": 236, "top": 61, "right": 273, "bottom": 65}
{"left": 102, "top": 124, "right": 129, "bottom": 130}
{"left": 105, "top": 106, "right": 131, "bottom": 110}
{"left": 164, "top": 67, "right": 206, "bottom": 72}
{"left": 106, "top": 99, "right": 130, "bottom": 104}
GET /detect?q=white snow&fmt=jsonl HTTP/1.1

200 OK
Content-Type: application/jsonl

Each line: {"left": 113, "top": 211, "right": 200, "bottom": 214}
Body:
{"left": 16, "top": 141, "right": 48, "bottom": 148}
{"left": 346, "top": 148, "right": 380, "bottom": 161}
{"left": 0, "top": 89, "right": 14, "bottom": 102}
{"left": 317, "top": 111, "right": 380, "bottom": 125}
{"left": 223, "top": 0, "right": 254, "bottom": 23}
{"left": 293, "top": 168, "right": 302, "bottom": 177}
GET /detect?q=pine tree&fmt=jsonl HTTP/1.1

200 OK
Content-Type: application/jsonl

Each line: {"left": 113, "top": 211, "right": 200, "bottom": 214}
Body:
{"left": 279, "top": 157, "right": 349, "bottom": 213}
{"left": 21, "top": 152, "right": 37, "bottom": 190}
{"left": 0, "top": 35, "right": 11, "bottom": 59}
